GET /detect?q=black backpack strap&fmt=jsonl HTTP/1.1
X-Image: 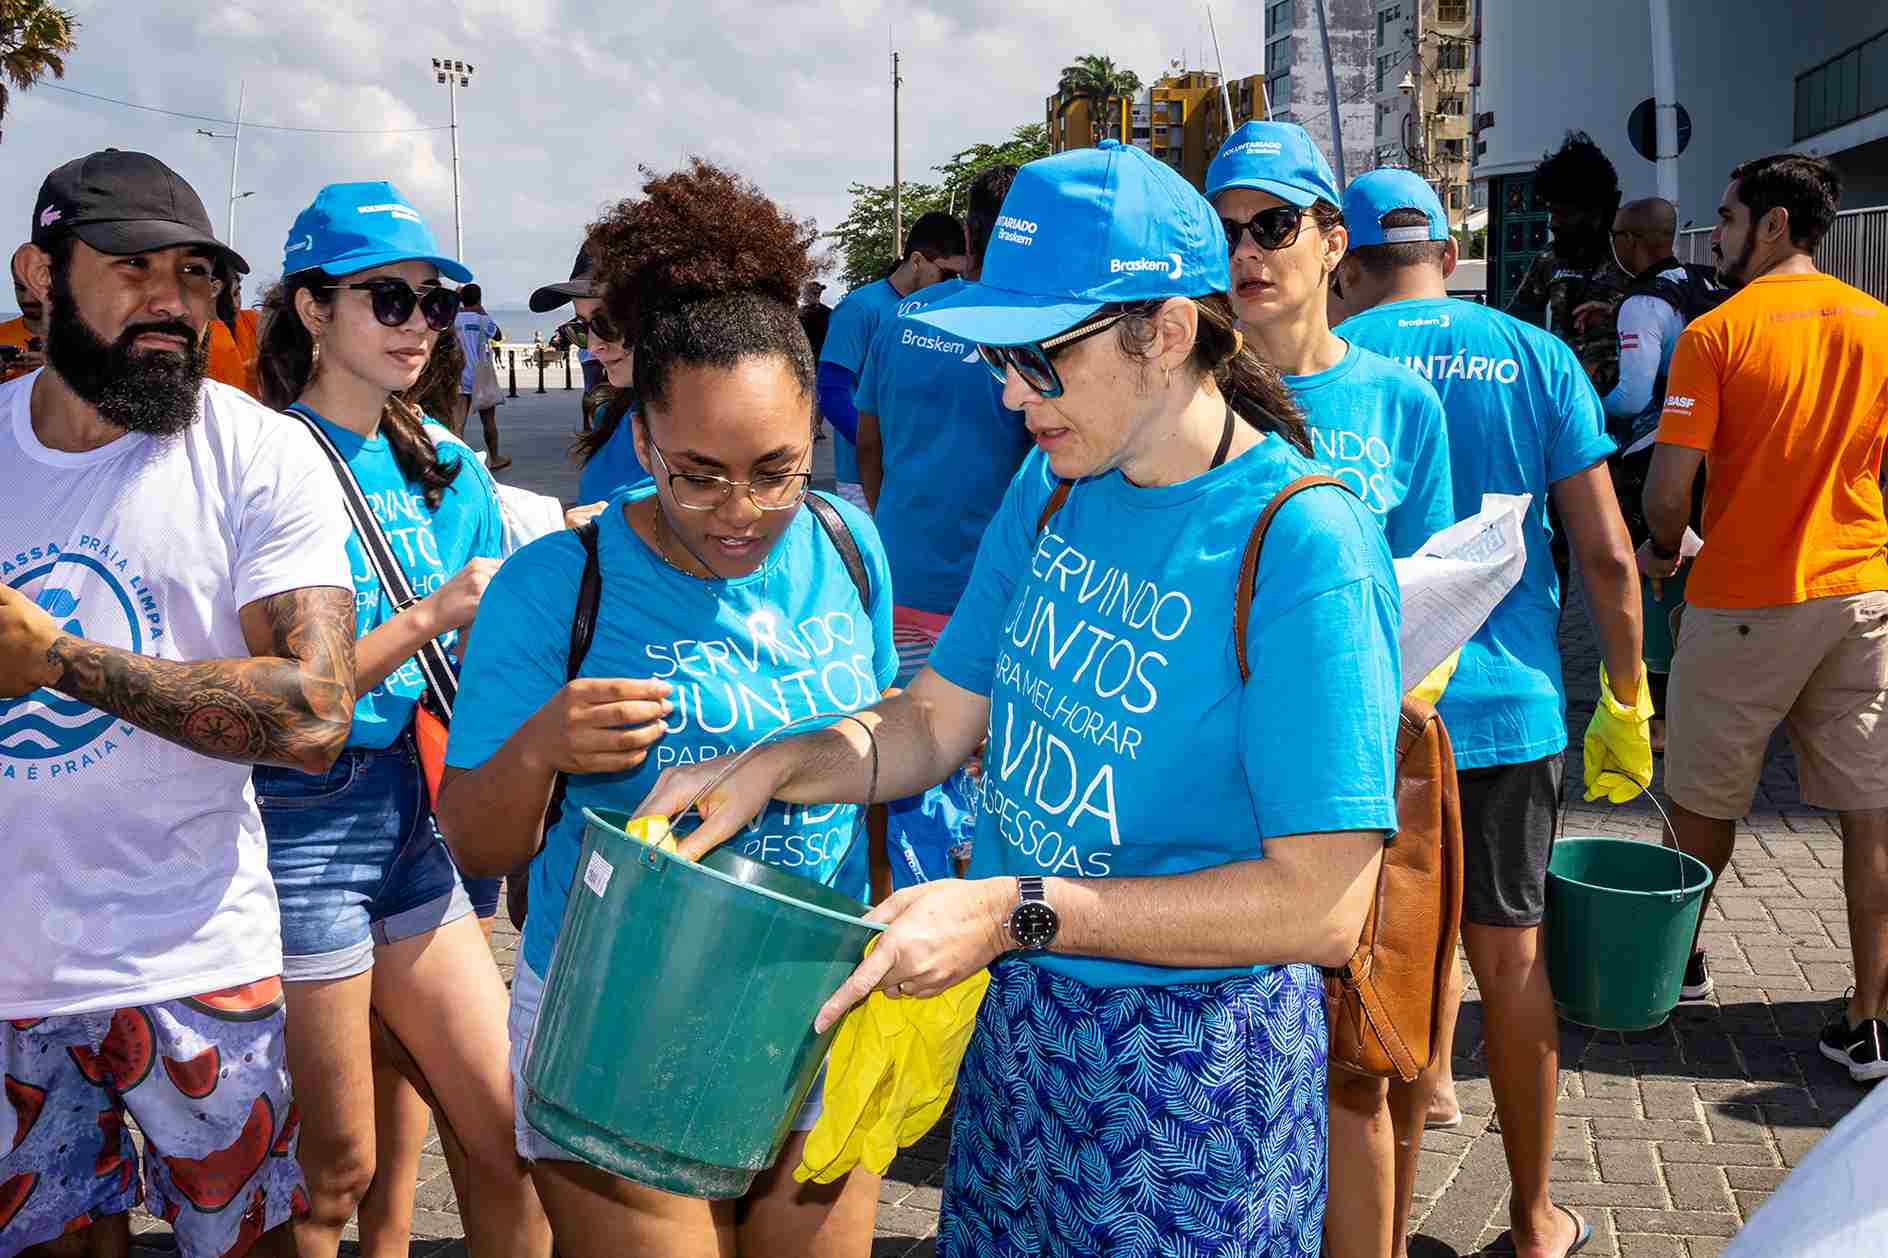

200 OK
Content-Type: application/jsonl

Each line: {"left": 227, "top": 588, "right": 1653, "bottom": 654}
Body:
{"left": 543, "top": 519, "right": 603, "bottom": 835}
{"left": 804, "top": 492, "right": 872, "bottom": 610}
{"left": 291, "top": 405, "right": 457, "bottom": 716}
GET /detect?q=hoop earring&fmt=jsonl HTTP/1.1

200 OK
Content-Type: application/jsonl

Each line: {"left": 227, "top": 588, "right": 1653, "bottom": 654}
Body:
{"left": 309, "top": 339, "right": 322, "bottom": 377}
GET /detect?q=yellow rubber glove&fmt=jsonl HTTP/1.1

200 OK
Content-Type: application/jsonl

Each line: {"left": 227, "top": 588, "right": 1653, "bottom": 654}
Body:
{"left": 1582, "top": 664, "right": 1655, "bottom": 803}
{"left": 1407, "top": 650, "right": 1461, "bottom": 708}
{"left": 795, "top": 939, "right": 990, "bottom": 1184}
{"left": 623, "top": 815, "right": 686, "bottom": 857}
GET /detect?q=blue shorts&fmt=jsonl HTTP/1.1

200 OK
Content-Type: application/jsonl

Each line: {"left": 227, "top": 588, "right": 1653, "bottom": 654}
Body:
{"left": 0, "top": 980, "right": 305, "bottom": 1258}
{"left": 941, "top": 957, "right": 1329, "bottom": 1257}
{"left": 256, "top": 733, "right": 471, "bottom": 982}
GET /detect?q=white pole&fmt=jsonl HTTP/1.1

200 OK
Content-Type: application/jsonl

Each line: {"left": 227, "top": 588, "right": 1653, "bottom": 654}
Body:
{"left": 1207, "top": 4, "right": 1235, "bottom": 128}
{"left": 1313, "top": 0, "right": 1347, "bottom": 185}
{"left": 1648, "top": 0, "right": 1681, "bottom": 209}
{"left": 892, "top": 51, "right": 903, "bottom": 259}
{"left": 448, "top": 72, "right": 464, "bottom": 258}
{"left": 227, "top": 79, "right": 244, "bottom": 249}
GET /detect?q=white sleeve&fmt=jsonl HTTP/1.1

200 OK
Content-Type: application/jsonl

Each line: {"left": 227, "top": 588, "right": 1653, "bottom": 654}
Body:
{"left": 1602, "top": 295, "right": 1678, "bottom": 421}
{"left": 231, "top": 419, "right": 356, "bottom": 608}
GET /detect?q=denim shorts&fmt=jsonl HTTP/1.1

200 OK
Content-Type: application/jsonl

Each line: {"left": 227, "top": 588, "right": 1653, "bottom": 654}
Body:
{"left": 256, "top": 732, "right": 471, "bottom": 982}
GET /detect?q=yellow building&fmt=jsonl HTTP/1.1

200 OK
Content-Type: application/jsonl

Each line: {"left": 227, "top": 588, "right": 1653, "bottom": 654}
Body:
{"left": 1050, "top": 69, "right": 1232, "bottom": 188}
{"left": 1046, "top": 90, "right": 1128, "bottom": 152}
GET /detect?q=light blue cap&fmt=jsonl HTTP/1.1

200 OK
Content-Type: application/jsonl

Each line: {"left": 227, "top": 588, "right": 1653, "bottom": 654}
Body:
{"left": 909, "top": 141, "right": 1229, "bottom": 347}
{"left": 1205, "top": 121, "right": 1343, "bottom": 208}
{"left": 281, "top": 181, "right": 472, "bottom": 283}
{"left": 1341, "top": 169, "right": 1451, "bottom": 247}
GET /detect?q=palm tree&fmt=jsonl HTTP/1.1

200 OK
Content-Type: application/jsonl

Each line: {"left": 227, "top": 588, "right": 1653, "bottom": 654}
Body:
{"left": 1056, "top": 54, "right": 1143, "bottom": 146}
{"left": 0, "top": 0, "right": 78, "bottom": 142}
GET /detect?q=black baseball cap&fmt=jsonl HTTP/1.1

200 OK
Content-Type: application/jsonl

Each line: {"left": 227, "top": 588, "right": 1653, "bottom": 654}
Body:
{"left": 32, "top": 150, "right": 250, "bottom": 274}
{"left": 529, "top": 246, "right": 595, "bottom": 313}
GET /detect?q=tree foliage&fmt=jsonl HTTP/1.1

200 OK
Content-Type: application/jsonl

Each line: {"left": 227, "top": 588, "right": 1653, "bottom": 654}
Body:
{"left": 827, "top": 124, "right": 1052, "bottom": 293}
{"left": 1055, "top": 54, "right": 1144, "bottom": 147}
{"left": 0, "top": 0, "right": 78, "bottom": 141}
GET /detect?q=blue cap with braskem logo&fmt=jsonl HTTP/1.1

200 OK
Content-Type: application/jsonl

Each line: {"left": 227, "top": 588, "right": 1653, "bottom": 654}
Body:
{"left": 1205, "top": 121, "right": 1343, "bottom": 209}
{"left": 280, "top": 182, "right": 473, "bottom": 282}
{"left": 1342, "top": 169, "right": 1451, "bottom": 247}
{"left": 909, "top": 140, "right": 1229, "bottom": 347}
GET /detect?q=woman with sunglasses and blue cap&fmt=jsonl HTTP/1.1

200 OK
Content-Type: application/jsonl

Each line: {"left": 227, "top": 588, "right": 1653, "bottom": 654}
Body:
{"left": 637, "top": 140, "right": 1405, "bottom": 1257}
{"left": 1207, "top": 121, "right": 1458, "bottom": 1258}
{"left": 254, "top": 182, "right": 550, "bottom": 1258}
{"left": 435, "top": 159, "right": 894, "bottom": 1257}
{"left": 530, "top": 242, "right": 651, "bottom": 506}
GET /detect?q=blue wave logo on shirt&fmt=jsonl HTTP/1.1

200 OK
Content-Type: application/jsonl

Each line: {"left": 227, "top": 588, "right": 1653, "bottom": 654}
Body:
{"left": 0, "top": 553, "right": 152, "bottom": 762}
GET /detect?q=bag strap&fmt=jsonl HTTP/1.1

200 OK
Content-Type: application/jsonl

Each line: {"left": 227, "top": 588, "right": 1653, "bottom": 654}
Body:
{"left": 803, "top": 491, "right": 872, "bottom": 610}
{"left": 544, "top": 519, "right": 603, "bottom": 834}
{"left": 1035, "top": 480, "right": 1073, "bottom": 535}
{"left": 1233, "top": 475, "right": 1350, "bottom": 682}
{"left": 291, "top": 405, "right": 457, "bottom": 717}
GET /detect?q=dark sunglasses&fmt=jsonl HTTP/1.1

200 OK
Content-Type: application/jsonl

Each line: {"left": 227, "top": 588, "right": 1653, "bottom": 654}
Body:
{"left": 569, "top": 310, "right": 623, "bottom": 344}
{"left": 977, "top": 305, "right": 1149, "bottom": 399}
{"left": 1220, "top": 205, "right": 1306, "bottom": 253}
{"left": 329, "top": 278, "right": 463, "bottom": 331}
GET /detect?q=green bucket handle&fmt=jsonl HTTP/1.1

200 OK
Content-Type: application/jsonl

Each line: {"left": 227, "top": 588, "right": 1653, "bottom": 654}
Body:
{"left": 670, "top": 710, "right": 880, "bottom": 826}
{"left": 1591, "top": 772, "right": 1692, "bottom": 904}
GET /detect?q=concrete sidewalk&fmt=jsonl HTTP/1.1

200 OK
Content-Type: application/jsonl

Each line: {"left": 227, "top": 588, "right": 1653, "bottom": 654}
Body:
{"left": 130, "top": 395, "right": 1874, "bottom": 1254}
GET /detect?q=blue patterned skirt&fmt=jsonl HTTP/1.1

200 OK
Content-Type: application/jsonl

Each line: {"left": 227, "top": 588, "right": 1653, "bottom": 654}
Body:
{"left": 940, "top": 958, "right": 1328, "bottom": 1258}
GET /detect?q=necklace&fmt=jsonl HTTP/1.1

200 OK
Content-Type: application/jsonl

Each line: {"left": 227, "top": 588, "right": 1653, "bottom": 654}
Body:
{"left": 650, "top": 506, "right": 714, "bottom": 579}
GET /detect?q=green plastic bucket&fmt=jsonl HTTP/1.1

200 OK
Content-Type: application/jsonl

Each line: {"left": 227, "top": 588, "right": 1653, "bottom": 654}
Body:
{"left": 1546, "top": 834, "right": 1713, "bottom": 1032}
{"left": 521, "top": 808, "right": 882, "bottom": 1199}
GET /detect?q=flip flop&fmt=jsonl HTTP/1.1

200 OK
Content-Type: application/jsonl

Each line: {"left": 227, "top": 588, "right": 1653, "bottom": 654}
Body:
{"left": 1558, "top": 1204, "right": 1593, "bottom": 1256}
{"left": 1424, "top": 1109, "right": 1464, "bottom": 1130}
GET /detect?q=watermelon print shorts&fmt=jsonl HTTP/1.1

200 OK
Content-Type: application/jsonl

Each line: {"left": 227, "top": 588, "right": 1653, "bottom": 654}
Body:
{"left": 941, "top": 958, "right": 1328, "bottom": 1258}
{"left": 0, "top": 980, "right": 306, "bottom": 1258}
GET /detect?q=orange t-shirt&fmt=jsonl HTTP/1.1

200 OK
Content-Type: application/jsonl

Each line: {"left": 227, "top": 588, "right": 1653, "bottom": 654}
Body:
{"left": 1656, "top": 272, "right": 1888, "bottom": 609}
{"left": 0, "top": 316, "right": 37, "bottom": 384}
{"left": 206, "top": 309, "right": 261, "bottom": 398}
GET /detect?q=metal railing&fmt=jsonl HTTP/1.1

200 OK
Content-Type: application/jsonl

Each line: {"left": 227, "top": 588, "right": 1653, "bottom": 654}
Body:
{"left": 1676, "top": 205, "right": 1888, "bottom": 303}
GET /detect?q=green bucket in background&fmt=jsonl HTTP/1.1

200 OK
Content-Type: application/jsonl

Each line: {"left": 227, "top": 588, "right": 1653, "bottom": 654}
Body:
{"left": 522, "top": 808, "right": 882, "bottom": 1199}
{"left": 1546, "top": 833, "right": 1713, "bottom": 1032}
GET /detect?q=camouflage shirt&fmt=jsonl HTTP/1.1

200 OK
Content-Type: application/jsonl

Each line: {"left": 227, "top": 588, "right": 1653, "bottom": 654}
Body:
{"left": 1507, "top": 250, "right": 1632, "bottom": 397}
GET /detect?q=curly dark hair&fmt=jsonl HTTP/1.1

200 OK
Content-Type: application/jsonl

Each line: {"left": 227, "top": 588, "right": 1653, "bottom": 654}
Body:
{"left": 587, "top": 159, "right": 819, "bottom": 415}
{"left": 1533, "top": 130, "right": 1620, "bottom": 214}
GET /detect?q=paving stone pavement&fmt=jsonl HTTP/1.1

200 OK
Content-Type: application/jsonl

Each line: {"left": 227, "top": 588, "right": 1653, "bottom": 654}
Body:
{"left": 129, "top": 394, "right": 1874, "bottom": 1254}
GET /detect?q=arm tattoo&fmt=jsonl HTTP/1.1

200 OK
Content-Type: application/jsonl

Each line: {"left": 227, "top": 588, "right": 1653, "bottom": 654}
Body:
{"left": 46, "top": 586, "right": 358, "bottom": 771}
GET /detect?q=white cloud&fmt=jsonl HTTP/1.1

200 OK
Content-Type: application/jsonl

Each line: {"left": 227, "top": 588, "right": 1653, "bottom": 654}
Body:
{"left": 3, "top": 0, "right": 1269, "bottom": 308}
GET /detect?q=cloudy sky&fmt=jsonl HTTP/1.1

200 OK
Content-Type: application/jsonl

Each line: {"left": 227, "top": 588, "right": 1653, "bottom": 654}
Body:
{"left": 4, "top": 0, "right": 1264, "bottom": 312}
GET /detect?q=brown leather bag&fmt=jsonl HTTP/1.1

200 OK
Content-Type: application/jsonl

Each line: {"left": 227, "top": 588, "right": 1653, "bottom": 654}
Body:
{"left": 1237, "top": 476, "right": 1466, "bottom": 1083}
{"left": 1037, "top": 473, "right": 1465, "bottom": 1083}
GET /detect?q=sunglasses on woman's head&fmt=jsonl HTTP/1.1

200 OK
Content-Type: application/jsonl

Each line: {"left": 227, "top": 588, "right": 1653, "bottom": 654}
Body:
{"left": 329, "top": 278, "right": 463, "bottom": 332}
{"left": 1221, "top": 205, "right": 1306, "bottom": 253}
{"left": 977, "top": 305, "right": 1151, "bottom": 399}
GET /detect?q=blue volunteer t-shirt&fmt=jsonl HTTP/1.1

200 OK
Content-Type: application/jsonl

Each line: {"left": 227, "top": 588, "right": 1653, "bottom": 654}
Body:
{"left": 929, "top": 441, "right": 1402, "bottom": 988}
{"left": 1338, "top": 297, "right": 1615, "bottom": 770}
{"left": 446, "top": 488, "right": 897, "bottom": 981}
{"left": 821, "top": 278, "right": 905, "bottom": 484}
{"left": 577, "top": 401, "right": 651, "bottom": 504}
{"left": 1285, "top": 341, "right": 1456, "bottom": 558}
{"left": 854, "top": 280, "right": 1034, "bottom": 614}
{"left": 291, "top": 404, "right": 504, "bottom": 750}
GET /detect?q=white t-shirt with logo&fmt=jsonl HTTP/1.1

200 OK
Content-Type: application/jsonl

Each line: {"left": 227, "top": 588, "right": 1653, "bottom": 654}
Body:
{"left": 0, "top": 373, "right": 353, "bottom": 1018}
{"left": 454, "top": 312, "right": 499, "bottom": 393}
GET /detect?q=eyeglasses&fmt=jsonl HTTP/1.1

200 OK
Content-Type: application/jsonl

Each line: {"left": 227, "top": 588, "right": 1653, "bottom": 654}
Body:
{"left": 1220, "top": 205, "right": 1307, "bottom": 253}
{"left": 977, "top": 306, "right": 1146, "bottom": 399}
{"left": 328, "top": 279, "right": 463, "bottom": 332}
{"left": 648, "top": 443, "right": 813, "bottom": 512}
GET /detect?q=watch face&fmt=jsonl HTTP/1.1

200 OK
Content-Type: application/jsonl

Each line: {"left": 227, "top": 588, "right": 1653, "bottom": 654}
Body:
{"left": 1010, "top": 900, "right": 1059, "bottom": 950}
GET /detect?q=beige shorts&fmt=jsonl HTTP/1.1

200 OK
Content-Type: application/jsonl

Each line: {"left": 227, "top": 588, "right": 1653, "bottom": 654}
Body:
{"left": 1666, "top": 590, "right": 1888, "bottom": 818}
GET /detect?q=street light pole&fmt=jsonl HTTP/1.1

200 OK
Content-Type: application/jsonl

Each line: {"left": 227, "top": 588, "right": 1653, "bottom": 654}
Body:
{"left": 891, "top": 51, "right": 903, "bottom": 260}
{"left": 431, "top": 57, "right": 475, "bottom": 258}
{"left": 195, "top": 79, "right": 249, "bottom": 252}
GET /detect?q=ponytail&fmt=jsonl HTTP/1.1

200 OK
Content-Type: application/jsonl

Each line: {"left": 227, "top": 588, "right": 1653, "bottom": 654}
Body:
{"left": 258, "top": 270, "right": 464, "bottom": 510}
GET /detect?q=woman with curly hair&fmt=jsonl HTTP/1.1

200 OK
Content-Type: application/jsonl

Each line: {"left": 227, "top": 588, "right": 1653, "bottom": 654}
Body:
{"left": 434, "top": 159, "right": 895, "bottom": 1256}
{"left": 636, "top": 141, "right": 1404, "bottom": 1258}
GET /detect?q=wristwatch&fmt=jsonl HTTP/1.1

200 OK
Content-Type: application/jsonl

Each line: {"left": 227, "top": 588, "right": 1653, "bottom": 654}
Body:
{"left": 1647, "top": 535, "right": 1680, "bottom": 562}
{"left": 1004, "top": 876, "right": 1059, "bottom": 951}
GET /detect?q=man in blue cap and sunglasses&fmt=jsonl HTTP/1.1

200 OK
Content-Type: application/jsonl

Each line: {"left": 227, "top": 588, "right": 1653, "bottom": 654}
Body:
{"left": 640, "top": 138, "right": 1404, "bottom": 1258}
{"left": 1337, "top": 167, "right": 1647, "bottom": 1258}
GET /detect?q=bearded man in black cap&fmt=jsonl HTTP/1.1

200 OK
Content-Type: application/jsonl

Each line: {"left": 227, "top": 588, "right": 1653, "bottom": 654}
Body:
{"left": 0, "top": 151, "right": 358, "bottom": 1257}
